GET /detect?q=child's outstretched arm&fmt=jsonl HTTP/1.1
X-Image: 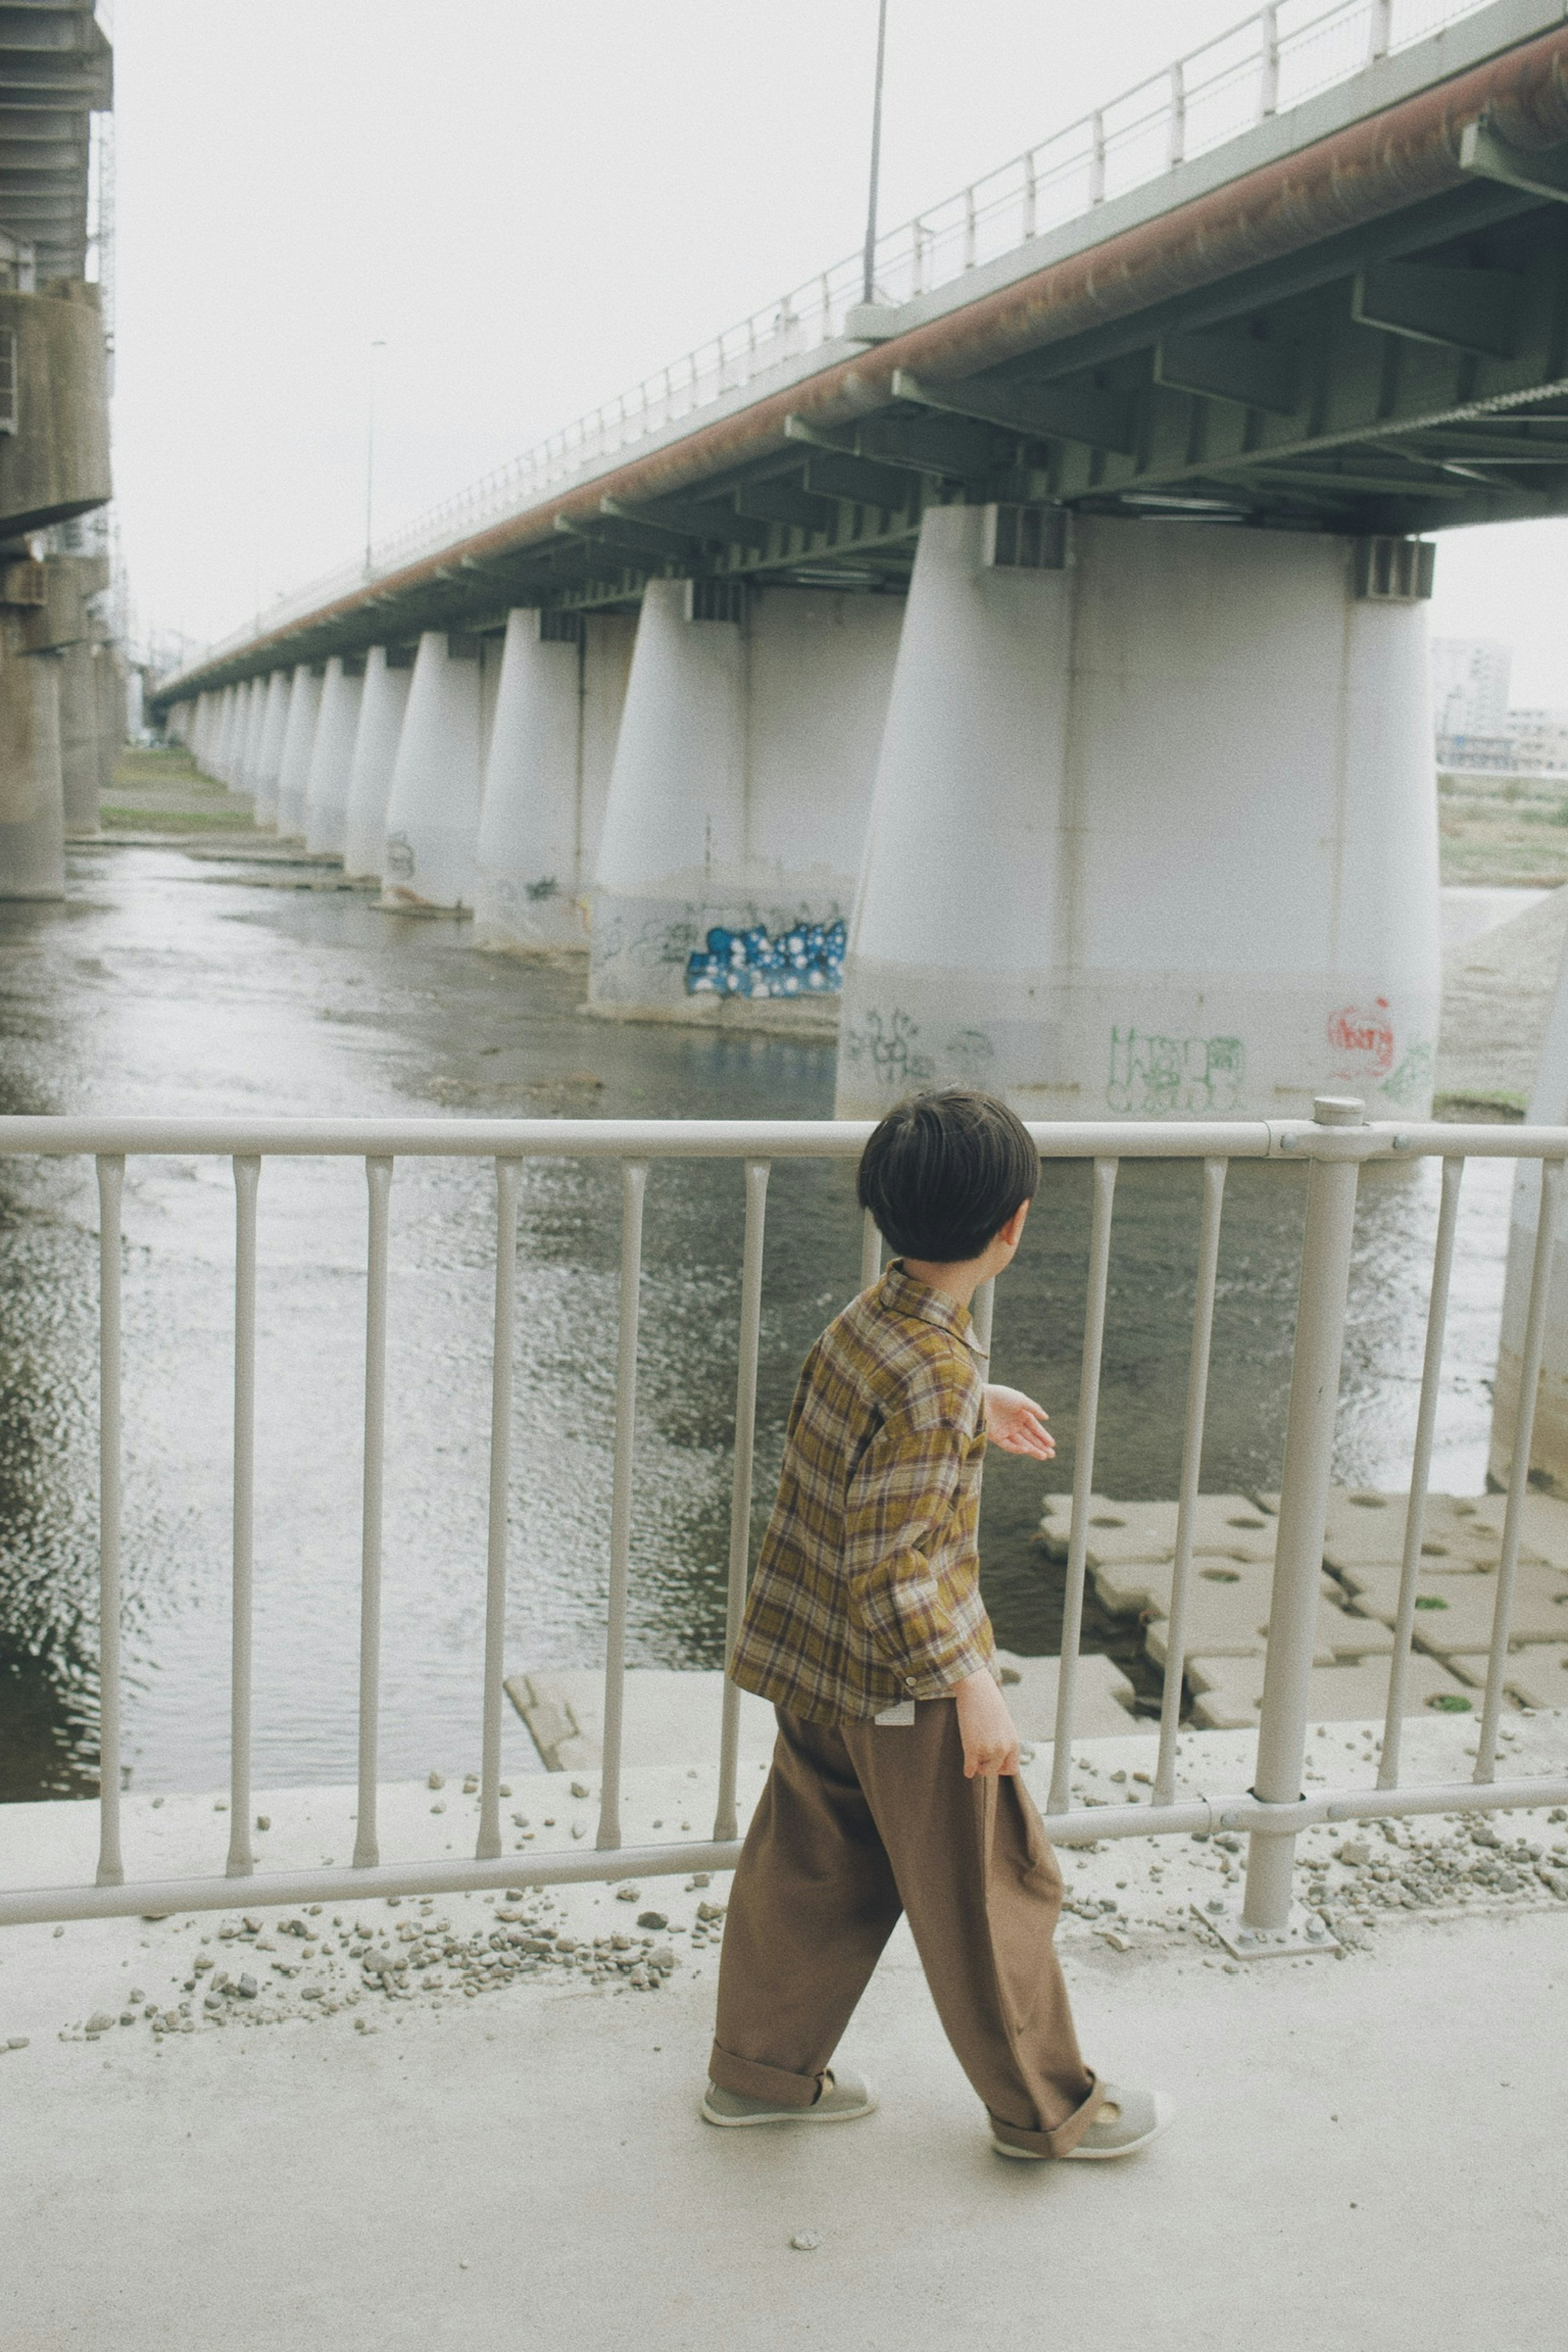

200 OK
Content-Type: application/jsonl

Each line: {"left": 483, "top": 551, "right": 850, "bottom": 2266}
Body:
{"left": 983, "top": 1384, "right": 1055, "bottom": 1461}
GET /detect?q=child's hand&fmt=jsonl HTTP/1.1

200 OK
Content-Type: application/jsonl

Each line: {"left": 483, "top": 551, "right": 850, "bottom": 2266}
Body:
{"left": 983, "top": 1384, "right": 1055, "bottom": 1461}
{"left": 954, "top": 1670, "right": 1020, "bottom": 1778}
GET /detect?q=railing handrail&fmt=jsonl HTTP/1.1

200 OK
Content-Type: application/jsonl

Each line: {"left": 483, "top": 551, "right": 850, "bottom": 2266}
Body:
{"left": 162, "top": 0, "right": 1508, "bottom": 690}
{"left": 0, "top": 1111, "right": 1563, "bottom": 1159}
{"left": 5, "top": 1097, "right": 1568, "bottom": 1949}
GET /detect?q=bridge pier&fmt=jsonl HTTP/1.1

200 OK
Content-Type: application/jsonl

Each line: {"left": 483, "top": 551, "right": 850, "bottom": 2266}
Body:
{"left": 275, "top": 664, "right": 323, "bottom": 838}
{"left": 343, "top": 647, "right": 413, "bottom": 882}
{"left": 381, "top": 631, "right": 486, "bottom": 911}
{"left": 836, "top": 507, "right": 1439, "bottom": 1120}
{"left": 588, "top": 579, "right": 898, "bottom": 1014}
{"left": 474, "top": 608, "right": 635, "bottom": 952}
{"left": 0, "top": 630, "right": 64, "bottom": 898}
{"left": 213, "top": 684, "right": 241, "bottom": 787}
{"left": 303, "top": 655, "right": 363, "bottom": 856}
{"left": 251, "top": 671, "right": 292, "bottom": 828}
{"left": 236, "top": 675, "right": 267, "bottom": 802}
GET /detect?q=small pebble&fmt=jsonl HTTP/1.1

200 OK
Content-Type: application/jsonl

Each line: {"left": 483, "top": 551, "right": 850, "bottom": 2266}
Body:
{"left": 428, "top": 1772, "right": 445, "bottom": 1791}
{"left": 255, "top": 1815, "right": 270, "bottom": 1831}
{"left": 789, "top": 2232, "right": 822, "bottom": 2253}
{"left": 637, "top": 1911, "right": 668, "bottom": 1931}
{"left": 570, "top": 1782, "right": 591, "bottom": 1800}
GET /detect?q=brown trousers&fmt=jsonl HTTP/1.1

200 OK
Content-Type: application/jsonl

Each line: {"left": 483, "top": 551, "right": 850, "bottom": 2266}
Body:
{"left": 709, "top": 1699, "right": 1103, "bottom": 2156}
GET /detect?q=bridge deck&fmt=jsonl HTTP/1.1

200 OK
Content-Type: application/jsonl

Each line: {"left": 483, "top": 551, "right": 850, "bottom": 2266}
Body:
{"left": 160, "top": 0, "right": 1568, "bottom": 710}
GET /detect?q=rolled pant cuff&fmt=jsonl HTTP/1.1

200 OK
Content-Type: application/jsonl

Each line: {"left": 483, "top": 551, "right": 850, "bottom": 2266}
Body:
{"left": 990, "top": 2072, "right": 1106, "bottom": 2159}
{"left": 708, "top": 2040, "right": 823, "bottom": 2109}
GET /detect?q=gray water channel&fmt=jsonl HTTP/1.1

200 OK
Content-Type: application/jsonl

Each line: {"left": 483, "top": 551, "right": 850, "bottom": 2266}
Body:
{"left": 0, "top": 846, "right": 1514, "bottom": 1802}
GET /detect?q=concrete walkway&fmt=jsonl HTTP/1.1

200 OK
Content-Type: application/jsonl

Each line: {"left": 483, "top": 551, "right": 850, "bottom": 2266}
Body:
{"left": 3, "top": 1721, "right": 1565, "bottom": 2350}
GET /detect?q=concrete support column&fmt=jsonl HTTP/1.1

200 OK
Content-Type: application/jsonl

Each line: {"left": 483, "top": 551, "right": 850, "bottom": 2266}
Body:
{"left": 303, "top": 655, "right": 364, "bottom": 855}
{"left": 58, "top": 639, "right": 102, "bottom": 832}
{"left": 0, "top": 628, "right": 64, "bottom": 897}
{"left": 381, "top": 631, "right": 483, "bottom": 910}
{"left": 836, "top": 508, "right": 1440, "bottom": 1120}
{"left": 474, "top": 610, "right": 612, "bottom": 950}
{"left": 252, "top": 671, "right": 291, "bottom": 827}
{"left": 589, "top": 581, "right": 895, "bottom": 1010}
{"left": 342, "top": 648, "right": 413, "bottom": 882}
{"left": 213, "top": 684, "right": 240, "bottom": 786}
{"left": 276, "top": 665, "right": 323, "bottom": 837}
{"left": 236, "top": 675, "right": 267, "bottom": 799}
{"left": 191, "top": 690, "right": 216, "bottom": 774}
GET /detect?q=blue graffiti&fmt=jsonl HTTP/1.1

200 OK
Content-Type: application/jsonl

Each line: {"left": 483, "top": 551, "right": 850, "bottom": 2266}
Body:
{"left": 686, "top": 919, "right": 846, "bottom": 1000}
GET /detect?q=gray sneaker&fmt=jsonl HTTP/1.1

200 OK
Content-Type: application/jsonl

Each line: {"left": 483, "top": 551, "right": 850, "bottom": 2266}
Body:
{"left": 992, "top": 2083, "right": 1172, "bottom": 2162}
{"left": 701, "top": 2067, "right": 877, "bottom": 2128}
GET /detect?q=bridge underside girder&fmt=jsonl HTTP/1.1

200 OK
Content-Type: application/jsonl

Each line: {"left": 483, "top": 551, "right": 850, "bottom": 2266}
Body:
{"left": 154, "top": 20, "right": 1568, "bottom": 707}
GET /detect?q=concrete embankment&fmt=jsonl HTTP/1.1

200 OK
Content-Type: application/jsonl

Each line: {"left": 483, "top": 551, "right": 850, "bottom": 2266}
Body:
{"left": 1, "top": 1713, "right": 1565, "bottom": 2348}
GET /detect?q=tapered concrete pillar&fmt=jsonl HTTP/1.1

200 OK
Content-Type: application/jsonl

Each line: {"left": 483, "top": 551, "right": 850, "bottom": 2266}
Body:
{"left": 303, "top": 656, "right": 363, "bottom": 855}
{"left": 236, "top": 675, "right": 267, "bottom": 798}
{"left": 191, "top": 689, "right": 216, "bottom": 773}
{"left": 252, "top": 671, "right": 291, "bottom": 826}
{"left": 275, "top": 665, "right": 322, "bottom": 837}
{"left": 837, "top": 508, "right": 1440, "bottom": 1119}
{"left": 166, "top": 699, "right": 193, "bottom": 746}
{"left": 59, "top": 639, "right": 102, "bottom": 832}
{"left": 0, "top": 630, "right": 64, "bottom": 897}
{"left": 589, "top": 581, "right": 896, "bottom": 1009}
{"left": 1490, "top": 939, "right": 1568, "bottom": 1491}
{"left": 472, "top": 610, "right": 640, "bottom": 950}
{"left": 214, "top": 684, "right": 240, "bottom": 785}
{"left": 381, "top": 632, "right": 483, "bottom": 909}
{"left": 342, "top": 648, "right": 412, "bottom": 882}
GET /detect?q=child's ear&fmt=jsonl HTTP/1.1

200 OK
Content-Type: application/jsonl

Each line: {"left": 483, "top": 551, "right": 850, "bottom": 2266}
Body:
{"left": 1000, "top": 1199, "right": 1031, "bottom": 1248}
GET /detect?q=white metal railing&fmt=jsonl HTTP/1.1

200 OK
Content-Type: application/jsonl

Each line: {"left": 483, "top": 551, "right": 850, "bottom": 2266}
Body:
{"left": 167, "top": 0, "right": 1502, "bottom": 687}
{"left": 2, "top": 1098, "right": 1567, "bottom": 1950}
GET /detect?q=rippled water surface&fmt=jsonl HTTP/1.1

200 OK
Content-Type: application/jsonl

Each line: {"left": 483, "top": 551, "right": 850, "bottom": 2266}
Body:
{"left": 0, "top": 847, "right": 1515, "bottom": 1800}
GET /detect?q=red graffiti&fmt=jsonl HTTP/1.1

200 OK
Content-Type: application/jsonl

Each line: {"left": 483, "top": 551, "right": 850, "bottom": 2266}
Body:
{"left": 1327, "top": 997, "right": 1394, "bottom": 1074}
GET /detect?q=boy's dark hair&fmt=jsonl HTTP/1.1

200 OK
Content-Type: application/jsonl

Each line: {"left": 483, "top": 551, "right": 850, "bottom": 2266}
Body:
{"left": 857, "top": 1089, "right": 1039, "bottom": 1265}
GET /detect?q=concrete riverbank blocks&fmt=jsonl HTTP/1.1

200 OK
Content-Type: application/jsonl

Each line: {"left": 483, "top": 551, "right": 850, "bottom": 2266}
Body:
{"left": 1187, "top": 1651, "right": 1470, "bottom": 1731}
{"left": 1449, "top": 1643, "right": 1568, "bottom": 1711}
{"left": 506, "top": 1670, "right": 779, "bottom": 1774}
{"left": 1038, "top": 1492, "right": 1276, "bottom": 1563}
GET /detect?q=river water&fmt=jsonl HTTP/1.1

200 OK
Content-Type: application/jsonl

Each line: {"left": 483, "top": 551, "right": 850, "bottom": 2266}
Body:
{"left": 0, "top": 846, "right": 1514, "bottom": 1801}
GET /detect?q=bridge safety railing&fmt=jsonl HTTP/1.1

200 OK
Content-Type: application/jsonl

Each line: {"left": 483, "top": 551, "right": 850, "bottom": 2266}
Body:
{"left": 174, "top": 0, "right": 1502, "bottom": 681}
{"left": 2, "top": 1096, "right": 1567, "bottom": 1947}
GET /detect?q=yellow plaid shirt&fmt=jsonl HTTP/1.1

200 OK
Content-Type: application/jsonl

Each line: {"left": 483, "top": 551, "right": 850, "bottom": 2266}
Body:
{"left": 728, "top": 1263, "right": 996, "bottom": 1724}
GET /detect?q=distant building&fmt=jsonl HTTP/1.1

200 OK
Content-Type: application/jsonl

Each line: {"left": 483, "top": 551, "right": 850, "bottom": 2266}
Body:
{"left": 1431, "top": 637, "right": 1512, "bottom": 737}
{"left": 1504, "top": 709, "right": 1568, "bottom": 776}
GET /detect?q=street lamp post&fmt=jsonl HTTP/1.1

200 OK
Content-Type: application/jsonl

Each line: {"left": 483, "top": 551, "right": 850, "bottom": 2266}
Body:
{"left": 862, "top": 0, "right": 889, "bottom": 307}
{"left": 364, "top": 338, "right": 387, "bottom": 578}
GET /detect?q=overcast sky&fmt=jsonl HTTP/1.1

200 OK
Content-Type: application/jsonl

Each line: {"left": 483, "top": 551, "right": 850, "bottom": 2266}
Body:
{"left": 111, "top": 0, "right": 1568, "bottom": 702}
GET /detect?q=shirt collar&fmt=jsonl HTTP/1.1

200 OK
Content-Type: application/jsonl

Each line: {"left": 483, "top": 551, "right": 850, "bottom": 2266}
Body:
{"left": 878, "top": 1262, "right": 989, "bottom": 1358}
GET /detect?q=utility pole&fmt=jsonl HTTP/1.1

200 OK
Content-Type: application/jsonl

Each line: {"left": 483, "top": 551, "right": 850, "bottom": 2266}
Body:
{"left": 861, "top": 0, "right": 889, "bottom": 306}
{"left": 364, "top": 338, "right": 387, "bottom": 577}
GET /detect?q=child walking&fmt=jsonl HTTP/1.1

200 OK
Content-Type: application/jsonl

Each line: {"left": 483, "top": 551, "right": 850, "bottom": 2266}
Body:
{"left": 701, "top": 1089, "right": 1168, "bottom": 2160}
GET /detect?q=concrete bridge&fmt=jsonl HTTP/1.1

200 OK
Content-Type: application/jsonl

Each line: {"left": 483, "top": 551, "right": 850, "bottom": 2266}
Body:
{"left": 152, "top": 0, "right": 1568, "bottom": 1124}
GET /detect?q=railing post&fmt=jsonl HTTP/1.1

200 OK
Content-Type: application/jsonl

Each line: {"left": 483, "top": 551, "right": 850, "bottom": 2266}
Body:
{"left": 1089, "top": 111, "right": 1107, "bottom": 205}
{"left": 1370, "top": 0, "right": 1394, "bottom": 62}
{"left": 1168, "top": 59, "right": 1187, "bottom": 169}
{"left": 1259, "top": 3, "right": 1281, "bottom": 118}
{"left": 227, "top": 1154, "right": 260, "bottom": 1878}
{"left": 94, "top": 1154, "right": 125, "bottom": 1889}
{"left": 1242, "top": 1096, "right": 1364, "bottom": 1935}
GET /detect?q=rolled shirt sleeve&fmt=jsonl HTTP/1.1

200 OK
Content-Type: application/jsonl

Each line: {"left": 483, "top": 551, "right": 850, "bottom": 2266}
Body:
{"left": 842, "top": 1408, "right": 994, "bottom": 1698}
